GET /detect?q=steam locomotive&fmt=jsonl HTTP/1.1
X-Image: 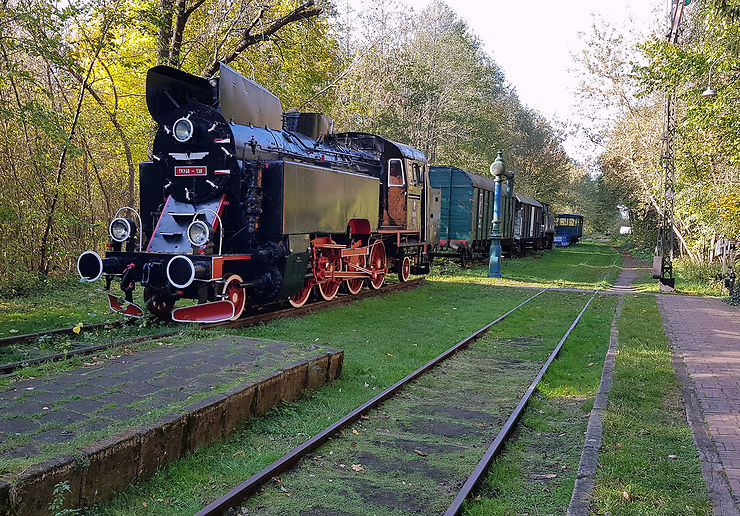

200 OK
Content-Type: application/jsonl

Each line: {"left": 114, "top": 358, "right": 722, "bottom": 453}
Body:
{"left": 77, "top": 64, "right": 438, "bottom": 322}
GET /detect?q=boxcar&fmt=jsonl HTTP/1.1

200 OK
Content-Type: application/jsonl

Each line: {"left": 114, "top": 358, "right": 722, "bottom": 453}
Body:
{"left": 513, "top": 193, "right": 546, "bottom": 255}
{"left": 430, "top": 166, "right": 496, "bottom": 265}
{"left": 429, "top": 166, "right": 552, "bottom": 263}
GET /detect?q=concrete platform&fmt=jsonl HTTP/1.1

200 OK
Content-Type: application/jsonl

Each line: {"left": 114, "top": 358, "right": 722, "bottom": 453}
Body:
{"left": 0, "top": 335, "right": 343, "bottom": 515}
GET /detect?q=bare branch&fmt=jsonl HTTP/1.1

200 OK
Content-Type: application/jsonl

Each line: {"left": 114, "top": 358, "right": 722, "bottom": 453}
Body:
{"left": 203, "top": 0, "right": 322, "bottom": 77}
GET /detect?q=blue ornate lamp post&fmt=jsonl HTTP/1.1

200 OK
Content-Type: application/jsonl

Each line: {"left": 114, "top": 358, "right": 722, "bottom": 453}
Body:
{"left": 488, "top": 151, "right": 513, "bottom": 278}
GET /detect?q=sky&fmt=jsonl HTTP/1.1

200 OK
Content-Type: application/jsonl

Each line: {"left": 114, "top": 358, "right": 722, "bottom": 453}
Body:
{"left": 344, "top": 0, "right": 668, "bottom": 164}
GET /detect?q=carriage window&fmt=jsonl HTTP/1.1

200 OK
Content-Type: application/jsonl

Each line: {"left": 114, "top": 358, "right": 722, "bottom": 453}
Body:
{"left": 410, "top": 163, "right": 423, "bottom": 186}
{"left": 388, "top": 159, "right": 405, "bottom": 186}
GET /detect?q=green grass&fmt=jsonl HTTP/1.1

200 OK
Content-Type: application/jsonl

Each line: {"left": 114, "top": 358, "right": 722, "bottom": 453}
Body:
{"left": 630, "top": 257, "right": 725, "bottom": 297}
{"left": 234, "top": 291, "right": 604, "bottom": 515}
{"left": 431, "top": 241, "right": 622, "bottom": 290}
{"left": 0, "top": 278, "right": 116, "bottom": 338}
{"left": 464, "top": 294, "right": 619, "bottom": 515}
{"left": 0, "top": 242, "right": 712, "bottom": 514}
{"left": 591, "top": 294, "right": 711, "bottom": 515}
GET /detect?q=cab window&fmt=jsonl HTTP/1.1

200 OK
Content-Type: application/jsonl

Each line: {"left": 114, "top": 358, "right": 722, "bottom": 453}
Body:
{"left": 410, "top": 163, "right": 424, "bottom": 186}
{"left": 388, "top": 159, "right": 405, "bottom": 186}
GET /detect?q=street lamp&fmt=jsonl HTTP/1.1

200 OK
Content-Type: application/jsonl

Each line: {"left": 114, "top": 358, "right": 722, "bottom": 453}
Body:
{"left": 488, "top": 151, "right": 513, "bottom": 278}
{"left": 701, "top": 56, "right": 724, "bottom": 97}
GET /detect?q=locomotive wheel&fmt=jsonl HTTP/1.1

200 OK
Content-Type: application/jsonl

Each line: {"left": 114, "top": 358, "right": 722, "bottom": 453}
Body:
{"left": 344, "top": 255, "right": 366, "bottom": 295}
{"left": 459, "top": 248, "right": 470, "bottom": 268}
{"left": 222, "top": 274, "right": 246, "bottom": 320}
{"left": 289, "top": 279, "right": 313, "bottom": 308}
{"left": 317, "top": 279, "right": 341, "bottom": 301}
{"left": 368, "top": 241, "right": 387, "bottom": 290}
{"left": 316, "top": 247, "right": 342, "bottom": 301}
{"left": 144, "top": 287, "right": 175, "bottom": 320}
{"left": 398, "top": 255, "right": 411, "bottom": 282}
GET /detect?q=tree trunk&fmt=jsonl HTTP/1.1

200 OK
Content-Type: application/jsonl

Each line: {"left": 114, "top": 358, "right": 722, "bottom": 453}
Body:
{"left": 157, "top": 0, "right": 175, "bottom": 65}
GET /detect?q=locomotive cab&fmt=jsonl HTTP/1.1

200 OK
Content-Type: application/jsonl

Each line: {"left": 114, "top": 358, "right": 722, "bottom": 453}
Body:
{"left": 383, "top": 155, "right": 426, "bottom": 232}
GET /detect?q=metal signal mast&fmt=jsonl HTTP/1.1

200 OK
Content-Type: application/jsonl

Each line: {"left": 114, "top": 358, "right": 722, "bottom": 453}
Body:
{"left": 654, "top": 0, "right": 689, "bottom": 292}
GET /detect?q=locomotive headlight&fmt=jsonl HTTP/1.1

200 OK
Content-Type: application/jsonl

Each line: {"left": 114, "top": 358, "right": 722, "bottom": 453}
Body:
{"left": 173, "top": 117, "right": 194, "bottom": 143}
{"left": 109, "top": 217, "right": 135, "bottom": 242}
{"left": 187, "top": 220, "right": 212, "bottom": 247}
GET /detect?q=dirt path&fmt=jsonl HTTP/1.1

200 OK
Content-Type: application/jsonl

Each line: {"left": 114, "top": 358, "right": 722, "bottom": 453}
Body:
{"left": 608, "top": 248, "right": 650, "bottom": 294}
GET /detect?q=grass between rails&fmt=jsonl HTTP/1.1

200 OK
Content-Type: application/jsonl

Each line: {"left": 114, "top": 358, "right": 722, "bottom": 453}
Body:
{"left": 591, "top": 294, "right": 711, "bottom": 515}
{"left": 234, "top": 291, "right": 600, "bottom": 515}
{"left": 0, "top": 319, "right": 178, "bottom": 368}
{"left": 431, "top": 241, "right": 621, "bottom": 290}
{"left": 464, "top": 294, "right": 618, "bottom": 516}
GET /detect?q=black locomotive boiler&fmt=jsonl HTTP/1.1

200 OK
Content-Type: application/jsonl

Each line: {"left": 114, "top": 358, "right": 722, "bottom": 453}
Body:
{"left": 77, "top": 64, "right": 437, "bottom": 322}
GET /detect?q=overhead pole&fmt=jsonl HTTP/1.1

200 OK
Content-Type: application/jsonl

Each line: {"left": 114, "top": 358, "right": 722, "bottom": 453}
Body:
{"left": 654, "top": 0, "right": 689, "bottom": 292}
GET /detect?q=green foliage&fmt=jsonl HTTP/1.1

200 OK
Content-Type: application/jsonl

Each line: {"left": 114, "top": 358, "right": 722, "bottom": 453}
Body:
{"left": 329, "top": 0, "right": 571, "bottom": 206}
{"left": 0, "top": 0, "right": 578, "bottom": 289}
{"left": 580, "top": 4, "right": 740, "bottom": 260}
{"left": 49, "top": 481, "right": 81, "bottom": 515}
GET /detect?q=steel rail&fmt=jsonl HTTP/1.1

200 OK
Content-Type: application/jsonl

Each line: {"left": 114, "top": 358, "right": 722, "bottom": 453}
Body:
{"left": 194, "top": 288, "right": 548, "bottom": 516}
{"left": 443, "top": 289, "right": 599, "bottom": 516}
{"left": 0, "top": 279, "right": 424, "bottom": 375}
{"left": 0, "top": 333, "right": 181, "bottom": 375}
{"left": 0, "top": 320, "right": 123, "bottom": 348}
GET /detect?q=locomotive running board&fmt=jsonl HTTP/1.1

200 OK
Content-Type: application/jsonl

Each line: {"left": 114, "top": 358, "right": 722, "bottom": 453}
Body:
{"left": 171, "top": 300, "right": 235, "bottom": 323}
{"left": 107, "top": 294, "right": 145, "bottom": 318}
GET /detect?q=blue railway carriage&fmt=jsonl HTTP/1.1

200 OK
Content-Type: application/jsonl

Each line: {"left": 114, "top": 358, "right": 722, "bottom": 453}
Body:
{"left": 429, "top": 166, "right": 553, "bottom": 264}
{"left": 554, "top": 213, "right": 584, "bottom": 246}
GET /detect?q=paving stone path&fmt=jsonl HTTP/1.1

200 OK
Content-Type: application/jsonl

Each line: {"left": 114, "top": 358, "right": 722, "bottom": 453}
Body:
{"left": 608, "top": 249, "right": 650, "bottom": 294}
{"left": 660, "top": 294, "right": 740, "bottom": 515}
{"left": 0, "top": 336, "right": 313, "bottom": 468}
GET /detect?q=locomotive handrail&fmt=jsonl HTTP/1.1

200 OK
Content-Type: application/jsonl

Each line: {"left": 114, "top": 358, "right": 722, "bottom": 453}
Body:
{"left": 282, "top": 128, "right": 381, "bottom": 165}
{"left": 192, "top": 208, "right": 224, "bottom": 255}
{"left": 113, "top": 206, "right": 143, "bottom": 252}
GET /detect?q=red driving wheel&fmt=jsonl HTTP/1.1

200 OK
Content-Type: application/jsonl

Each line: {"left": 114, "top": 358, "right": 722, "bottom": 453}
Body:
{"left": 398, "top": 255, "right": 411, "bottom": 282}
{"left": 317, "top": 249, "right": 342, "bottom": 301}
{"left": 289, "top": 278, "right": 313, "bottom": 308}
{"left": 345, "top": 254, "right": 366, "bottom": 295}
{"left": 222, "top": 274, "right": 246, "bottom": 320}
{"left": 369, "top": 241, "right": 386, "bottom": 290}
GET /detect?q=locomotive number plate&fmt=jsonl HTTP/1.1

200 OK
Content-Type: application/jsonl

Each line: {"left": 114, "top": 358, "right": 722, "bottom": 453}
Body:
{"left": 175, "top": 166, "right": 207, "bottom": 177}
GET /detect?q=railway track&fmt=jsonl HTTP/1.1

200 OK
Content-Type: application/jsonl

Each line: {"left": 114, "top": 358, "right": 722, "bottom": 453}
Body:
{"left": 195, "top": 288, "right": 598, "bottom": 516}
{"left": 0, "top": 278, "right": 423, "bottom": 375}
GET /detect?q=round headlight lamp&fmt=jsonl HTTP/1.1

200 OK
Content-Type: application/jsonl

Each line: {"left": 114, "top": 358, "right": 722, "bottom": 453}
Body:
{"left": 109, "top": 217, "right": 135, "bottom": 242}
{"left": 187, "top": 220, "right": 212, "bottom": 247}
{"left": 173, "top": 117, "right": 194, "bottom": 143}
